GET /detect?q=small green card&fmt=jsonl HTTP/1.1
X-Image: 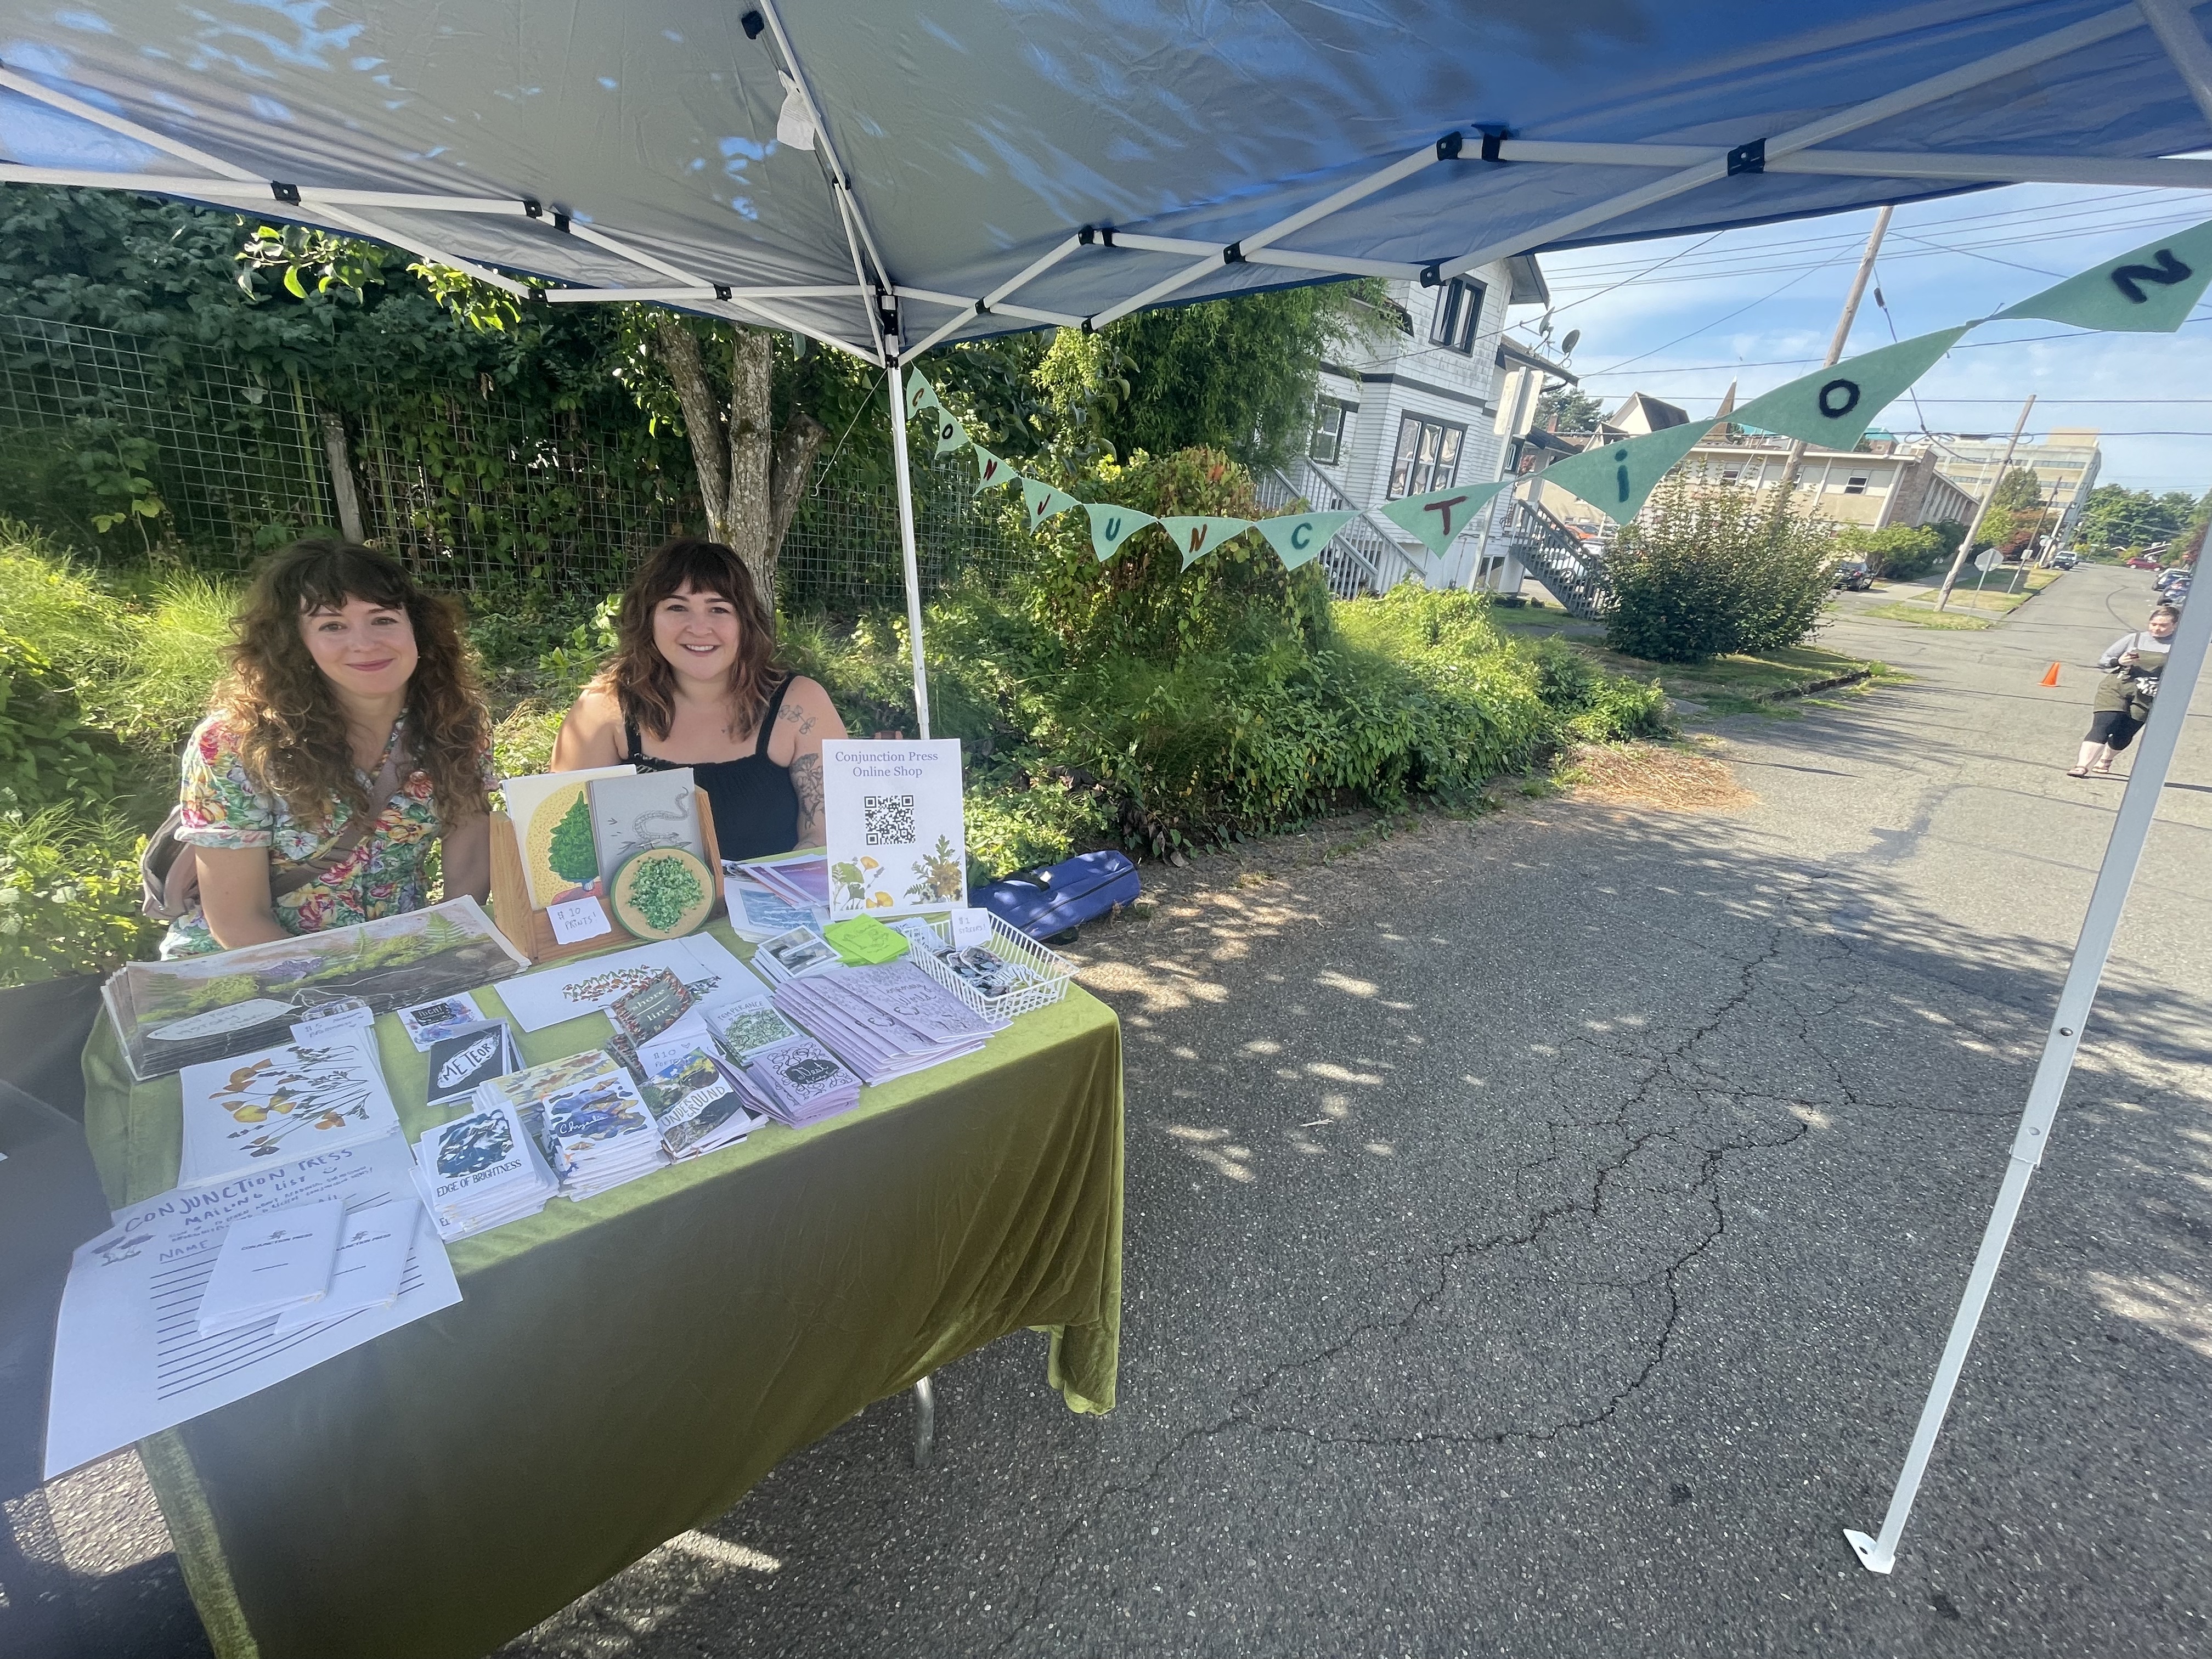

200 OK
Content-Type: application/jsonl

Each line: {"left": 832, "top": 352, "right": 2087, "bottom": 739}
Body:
{"left": 822, "top": 915, "right": 913, "bottom": 967}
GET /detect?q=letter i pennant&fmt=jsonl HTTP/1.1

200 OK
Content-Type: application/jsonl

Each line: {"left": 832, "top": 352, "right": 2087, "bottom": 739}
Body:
{"left": 1085, "top": 503, "right": 1157, "bottom": 562}
{"left": 1158, "top": 516, "right": 1255, "bottom": 569}
{"left": 1536, "top": 419, "right": 1717, "bottom": 526}
{"left": 1378, "top": 481, "right": 1509, "bottom": 558}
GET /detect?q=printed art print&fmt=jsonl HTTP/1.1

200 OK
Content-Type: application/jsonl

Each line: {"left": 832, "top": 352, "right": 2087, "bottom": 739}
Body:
{"left": 821, "top": 740, "right": 968, "bottom": 918}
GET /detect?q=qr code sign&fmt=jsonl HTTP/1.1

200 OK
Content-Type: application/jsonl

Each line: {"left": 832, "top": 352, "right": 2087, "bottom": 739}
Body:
{"left": 863, "top": 793, "right": 917, "bottom": 847}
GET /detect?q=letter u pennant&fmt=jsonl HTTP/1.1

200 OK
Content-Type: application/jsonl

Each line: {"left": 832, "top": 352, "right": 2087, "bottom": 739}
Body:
{"left": 1158, "top": 516, "right": 1255, "bottom": 569}
{"left": 1085, "top": 503, "right": 1158, "bottom": 562}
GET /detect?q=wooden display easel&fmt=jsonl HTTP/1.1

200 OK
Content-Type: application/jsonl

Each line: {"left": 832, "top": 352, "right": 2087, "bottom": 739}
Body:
{"left": 488, "top": 787, "right": 722, "bottom": 965}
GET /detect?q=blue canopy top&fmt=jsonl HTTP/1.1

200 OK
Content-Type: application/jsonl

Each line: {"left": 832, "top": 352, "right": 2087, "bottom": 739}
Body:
{"left": 3, "top": 1, "right": 2211, "bottom": 359}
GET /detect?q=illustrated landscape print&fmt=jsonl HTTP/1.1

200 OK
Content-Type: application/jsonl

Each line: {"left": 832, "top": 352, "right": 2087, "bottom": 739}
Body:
{"left": 821, "top": 740, "right": 968, "bottom": 918}
{"left": 104, "top": 898, "right": 528, "bottom": 1081}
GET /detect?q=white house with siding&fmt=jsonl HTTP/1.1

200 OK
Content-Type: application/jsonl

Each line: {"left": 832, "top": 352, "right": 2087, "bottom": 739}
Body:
{"left": 1286, "top": 254, "right": 1566, "bottom": 595}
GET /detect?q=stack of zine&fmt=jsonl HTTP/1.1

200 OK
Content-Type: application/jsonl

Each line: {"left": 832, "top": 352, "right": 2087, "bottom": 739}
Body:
{"left": 500, "top": 1053, "right": 669, "bottom": 1200}
{"left": 770, "top": 960, "right": 995, "bottom": 1086}
{"left": 698, "top": 990, "right": 861, "bottom": 1127}
{"left": 413, "top": 1101, "right": 560, "bottom": 1242}
{"left": 641, "top": 1048, "right": 764, "bottom": 1161}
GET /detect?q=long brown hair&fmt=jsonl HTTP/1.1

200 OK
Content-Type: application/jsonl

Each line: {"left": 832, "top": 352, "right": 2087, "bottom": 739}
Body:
{"left": 215, "top": 540, "right": 490, "bottom": 830}
{"left": 597, "top": 538, "right": 784, "bottom": 741}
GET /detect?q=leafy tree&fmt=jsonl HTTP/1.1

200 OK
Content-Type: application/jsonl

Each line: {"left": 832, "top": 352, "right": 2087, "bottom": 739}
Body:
{"left": 1604, "top": 480, "right": 1836, "bottom": 663}
{"left": 1838, "top": 523, "right": 1944, "bottom": 579}
{"left": 1987, "top": 466, "right": 2044, "bottom": 512}
{"left": 1030, "top": 283, "right": 1395, "bottom": 471}
{"left": 1535, "top": 385, "right": 1606, "bottom": 435}
{"left": 548, "top": 794, "right": 599, "bottom": 886}
{"left": 2075, "top": 484, "right": 2193, "bottom": 552}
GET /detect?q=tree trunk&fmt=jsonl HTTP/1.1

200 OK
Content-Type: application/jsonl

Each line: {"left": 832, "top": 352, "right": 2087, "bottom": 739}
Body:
{"left": 649, "top": 317, "right": 826, "bottom": 620}
{"left": 724, "top": 328, "right": 775, "bottom": 604}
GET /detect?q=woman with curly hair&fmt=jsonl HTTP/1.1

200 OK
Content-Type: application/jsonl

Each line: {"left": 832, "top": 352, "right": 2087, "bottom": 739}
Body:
{"left": 552, "top": 538, "right": 845, "bottom": 857}
{"left": 160, "top": 540, "right": 494, "bottom": 958}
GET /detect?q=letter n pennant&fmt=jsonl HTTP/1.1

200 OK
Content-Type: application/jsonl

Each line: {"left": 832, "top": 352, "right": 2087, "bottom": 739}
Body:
{"left": 971, "top": 447, "right": 1017, "bottom": 495}
{"left": 1537, "top": 419, "right": 1717, "bottom": 526}
{"left": 928, "top": 408, "right": 968, "bottom": 456}
{"left": 1158, "top": 516, "right": 1255, "bottom": 569}
{"left": 1020, "top": 476, "right": 1081, "bottom": 531}
{"left": 1726, "top": 326, "right": 1969, "bottom": 451}
{"left": 1254, "top": 510, "right": 1356, "bottom": 570}
{"left": 1084, "top": 503, "right": 1157, "bottom": 562}
{"left": 1378, "top": 481, "right": 1509, "bottom": 558}
{"left": 905, "top": 371, "right": 944, "bottom": 419}
{"left": 1997, "top": 218, "right": 2212, "bottom": 332}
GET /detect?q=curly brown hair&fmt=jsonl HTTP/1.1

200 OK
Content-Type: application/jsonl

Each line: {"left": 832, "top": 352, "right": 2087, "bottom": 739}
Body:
{"left": 594, "top": 539, "right": 785, "bottom": 741}
{"left": 214, "top": 540, "right": 490, "bottom": 830}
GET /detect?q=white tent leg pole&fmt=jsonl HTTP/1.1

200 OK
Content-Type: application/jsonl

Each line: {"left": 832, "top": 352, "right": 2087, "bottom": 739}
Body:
{"left": 1844, "top": 573, "right": 2211, "bottom": 1575}
{"left": 887, "top": 363, "right": 933, "bottom": 741}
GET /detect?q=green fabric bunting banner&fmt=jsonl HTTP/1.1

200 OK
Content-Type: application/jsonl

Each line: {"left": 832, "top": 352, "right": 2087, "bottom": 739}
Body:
{"left": 1158, "top": 516, "right": 1255, "bottom": 568}
{"left": 1997, "top": 217, "right": 2212, "bottom": 333}
{"left": 971, "top": 447, "right": 1018, "bottom": 494}
{"left": 1085, "top": 503, "right": 1157, "bottom": 562}
{"left": 905, "top": 372, "right": 943, "bottom": 420}
{"left": 927, "top": 408, "right": 967, "bottom": 456}
{"left": 1253, "top": 510, "right": 1356, "bottom": 569}
{"left": 1538, "top": 419, "right": 1718, "bottom": 526}
{"left": 1377, "top": 481, "right": 1510, "bottom": 558}
{"left": 1726, "top": 326, "right": 1970, "bottom": 451}
{"left": 1020, "top": 476, "right": 1081, "bottom": 530}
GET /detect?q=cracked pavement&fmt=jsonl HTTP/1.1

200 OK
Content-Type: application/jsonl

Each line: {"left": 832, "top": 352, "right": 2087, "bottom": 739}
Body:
{"left": 21, "top": 565, "right": 2209, "bottom": 1657}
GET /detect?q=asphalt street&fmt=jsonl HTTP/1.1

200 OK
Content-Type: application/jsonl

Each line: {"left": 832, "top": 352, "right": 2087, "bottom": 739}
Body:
{"left": 15, "top": 563, "right": 2208, "bottom": 1658}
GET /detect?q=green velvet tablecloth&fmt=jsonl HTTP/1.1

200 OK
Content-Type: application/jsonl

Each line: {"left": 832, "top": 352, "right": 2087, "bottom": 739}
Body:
{"left": 81, "top": 922, "right": 1124, "bottom": 1659}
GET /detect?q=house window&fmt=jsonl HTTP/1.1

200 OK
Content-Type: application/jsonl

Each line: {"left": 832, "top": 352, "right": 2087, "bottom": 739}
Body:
{"left": 1427, "top": 277, "right": 1485, "bottom": 355}
{"left": 1843, "top": 475, "right": 1869, "bottom": 495}
{"left": 1720, "top": 468, "right": 1740, "bottom": 484}
{"left": 1387, "top": 414, "right": 1465, "bottom": 498}
{"left": 1309, "top": 398, "right": 1357, "bottom": 465}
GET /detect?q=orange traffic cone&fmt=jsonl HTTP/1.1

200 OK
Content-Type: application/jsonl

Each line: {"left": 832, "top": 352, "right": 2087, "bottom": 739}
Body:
{"left": 2040, "top": 662, "right": 2061, "bottom": 687}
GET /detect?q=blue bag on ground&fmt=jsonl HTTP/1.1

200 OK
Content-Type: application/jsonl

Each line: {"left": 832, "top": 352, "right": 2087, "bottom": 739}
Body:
{"left": 975, "top": 850, "right": 1141, "bottom": 941}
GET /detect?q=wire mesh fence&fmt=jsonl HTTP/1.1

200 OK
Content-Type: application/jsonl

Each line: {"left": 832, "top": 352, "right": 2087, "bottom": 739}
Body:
{"left": 0, "top": 311, "right": 1029, "bottom": 610}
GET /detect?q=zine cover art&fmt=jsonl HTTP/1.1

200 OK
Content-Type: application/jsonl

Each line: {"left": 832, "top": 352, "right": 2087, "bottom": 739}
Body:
{"left": 434, "top": 1111, "right": 516, "bottom": 1178}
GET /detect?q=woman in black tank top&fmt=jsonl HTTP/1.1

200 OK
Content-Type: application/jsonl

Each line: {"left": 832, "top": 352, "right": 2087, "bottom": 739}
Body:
{"left": 550, "top": 539, "right": 848, "bottom": 860}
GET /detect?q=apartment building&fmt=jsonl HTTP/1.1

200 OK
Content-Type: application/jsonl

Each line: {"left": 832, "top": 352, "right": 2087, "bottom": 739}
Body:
{"left": 1932, "top": 428, "right": 2103, "bottom": 538}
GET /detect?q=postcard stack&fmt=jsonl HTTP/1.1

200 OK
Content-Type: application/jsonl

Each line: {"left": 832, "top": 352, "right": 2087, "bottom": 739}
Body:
{"left": 413, "top": 1101, "right": 561, "bottom": 1241}
{"left": 747, "top": 925, "right": 843, "bottom": 985}
{"left": 473, "top": 1050, "right": 669, "bottom": 1200}
{"left": 721, "top": 873, "right": 827, "bottom": 941}
{"left": 698, "top": 989, "right": 861, "bottom": 1125}
{"left": 641, "top": 1048, "right": 765, "bottom": 1161}
{"left": 770, "top": 960, "right": 995, "bottom": 1086}
{"left": 736, "top": 851, "right": 830, "bottom": 911}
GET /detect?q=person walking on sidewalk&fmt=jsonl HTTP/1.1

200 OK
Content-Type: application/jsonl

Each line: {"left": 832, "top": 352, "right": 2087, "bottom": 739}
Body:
{"left": 2069, "top": 604, "right": 2180, "bottom": 776}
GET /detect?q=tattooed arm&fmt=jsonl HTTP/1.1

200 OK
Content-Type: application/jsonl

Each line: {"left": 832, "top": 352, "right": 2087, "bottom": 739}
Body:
{"left": 775, "top": 676, "right": 847, "bottom": 846}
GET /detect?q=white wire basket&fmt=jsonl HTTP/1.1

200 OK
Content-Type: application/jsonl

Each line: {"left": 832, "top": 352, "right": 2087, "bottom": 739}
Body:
{"left": 904, "top": 911, "right": 1074, "bottom": 1025}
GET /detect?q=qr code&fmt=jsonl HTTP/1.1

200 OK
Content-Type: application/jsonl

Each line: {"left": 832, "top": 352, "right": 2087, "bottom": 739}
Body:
{"left": 863, "top": 793, "right": 917, "bottom": 846}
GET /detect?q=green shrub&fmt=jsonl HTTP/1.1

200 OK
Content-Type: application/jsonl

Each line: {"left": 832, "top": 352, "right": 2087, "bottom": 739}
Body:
{"left": 0, "top": 632, "right": 130, "bottom": 816}
{"left": 1605, "top": 480, "right": 1837, "bottom": 663}
{"left": 1837, "top": 522, "right": 1955, "bottom": 583}
{"left": 0, "top": 807, "right": 159, "bottom": 984}
{"left": 88, "top": 571, "right": 240, "bottom": 748}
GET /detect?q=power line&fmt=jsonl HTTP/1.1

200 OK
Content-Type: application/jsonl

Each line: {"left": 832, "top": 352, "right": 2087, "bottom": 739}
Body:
{"left": 1567, "top": 314, "right": 2212, "bottom": 378}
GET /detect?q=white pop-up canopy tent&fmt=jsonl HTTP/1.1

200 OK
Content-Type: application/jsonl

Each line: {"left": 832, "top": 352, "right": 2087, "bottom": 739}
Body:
{"left": 5, "top": 0, "right": 2211, "bottom": 1578}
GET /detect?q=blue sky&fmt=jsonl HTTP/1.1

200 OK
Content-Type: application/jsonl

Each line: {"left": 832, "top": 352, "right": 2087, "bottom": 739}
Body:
{"left": 1507, "top": 184, "right": 2212, "bottom": 496}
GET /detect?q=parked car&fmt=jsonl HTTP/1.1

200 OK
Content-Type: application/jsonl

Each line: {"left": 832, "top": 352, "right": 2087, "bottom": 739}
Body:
{"left": 2126, "top": 555, "right": 2163, "bottom": 569}
{"left": 2051, "top": 552, "right": 2079, "bottom": 569}
{"left": 1831, "top": 560, "right": 1874, "bottom": 591}
{"left": 2154, "top": 567, "right": 2191, "bottom": 592}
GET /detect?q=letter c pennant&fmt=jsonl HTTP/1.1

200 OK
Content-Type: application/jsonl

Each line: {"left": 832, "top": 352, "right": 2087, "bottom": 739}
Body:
{"left": 1254, "top": 510, "right": 1356, "bottom": 569}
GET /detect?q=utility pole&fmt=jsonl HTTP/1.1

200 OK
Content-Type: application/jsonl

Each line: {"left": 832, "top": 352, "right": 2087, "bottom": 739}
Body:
{"left": 1936, "top": 394, "right": 2035, "bottom": 610}
{"left": 1775, "top": 205, "right": 1893, "bottom": 499}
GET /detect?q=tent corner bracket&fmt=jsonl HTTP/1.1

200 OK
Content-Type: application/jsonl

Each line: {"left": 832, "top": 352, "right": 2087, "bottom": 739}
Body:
{"left": 1727, "top": 138, "right": 1765, "bottom": 176}
{"left": 271, "top": 180, "right": 299, "bottom": 205}
{"left": 1477, "top": 128, "right": 1509, "bottom": 163}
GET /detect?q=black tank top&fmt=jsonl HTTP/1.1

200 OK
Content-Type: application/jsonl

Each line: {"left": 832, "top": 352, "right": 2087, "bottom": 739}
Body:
{"left": 624, "top": 675, "right": 803, "bottom": 863}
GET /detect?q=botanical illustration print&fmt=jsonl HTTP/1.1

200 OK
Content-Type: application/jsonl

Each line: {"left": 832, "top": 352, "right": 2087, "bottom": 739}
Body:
{"left": 563, "top": 965, "right": 667, "bottom": 1007}
{"left": 905, "top": 836, "right": 964, "bottom": 904}
{"left": 709, "top": 1002, "right": 799, "bottom": 1056}
{"left": 831, "top": 854, "right": 890, "bottom": 910}
{"left": 624, "top": 853, "right": 706, "bottom": 933}
{"left": 205, "top": 1045, "right": 377, "bottom": 1163}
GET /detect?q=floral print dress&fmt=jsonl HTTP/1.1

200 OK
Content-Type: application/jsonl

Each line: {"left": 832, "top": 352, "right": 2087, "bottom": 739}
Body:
{"left": 159, "top": 714, "right": 493, "bottom": 959}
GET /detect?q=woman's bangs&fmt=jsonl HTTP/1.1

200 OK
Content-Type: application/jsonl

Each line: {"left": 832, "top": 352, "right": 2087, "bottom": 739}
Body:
{"left": 646, "top": 543, "right": 751, "bottom": 611}
{"left": 292, "top": 547, "right": 412, "bottom": 616}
